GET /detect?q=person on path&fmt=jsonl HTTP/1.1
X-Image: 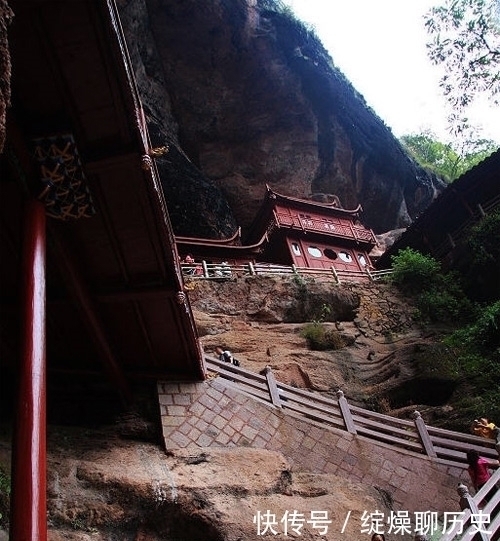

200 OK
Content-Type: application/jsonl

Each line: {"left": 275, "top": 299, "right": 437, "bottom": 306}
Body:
{"left": 466, "top": 448, "right": 499, "bottom": 494}
{"left": 215, "top": 346, "right": 240, "bottom": 366}
{"left": 471, "top": 418, "right": 500, "bottom": 456}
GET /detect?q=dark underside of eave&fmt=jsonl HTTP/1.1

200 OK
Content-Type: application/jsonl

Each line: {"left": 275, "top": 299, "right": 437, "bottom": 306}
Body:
{"left": 0, "top": 0, "right": 204, "bottom": 412}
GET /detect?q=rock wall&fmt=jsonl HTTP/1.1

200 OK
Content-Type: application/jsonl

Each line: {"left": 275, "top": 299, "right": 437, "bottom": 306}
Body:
{"left": 0, "top": 1, "right": 14, "bottom": 154}
{"left": 186, "top": 275, "right": 414, "bottom": 336}
{"left": 187, "top": 274, "right": 360, "bottom": 323}
{"left": 117, "top": 0, "right": 446, "bottom": 239}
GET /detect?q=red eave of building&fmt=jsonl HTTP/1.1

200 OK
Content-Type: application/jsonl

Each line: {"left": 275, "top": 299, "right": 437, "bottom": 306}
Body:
{"left": 176, "top": 227, "right": 242, "bottom": 246}
{"left": 175, "top": 228, "right": 269, "bottom": 261}
{"left": 1, "top": 0, "right": 205, "bottom": 398}
{"left": 267, "top": 185, "right": 363, "bottom": 216}
{"left": 245, "top": 185, "right": 375, "bottom": 248}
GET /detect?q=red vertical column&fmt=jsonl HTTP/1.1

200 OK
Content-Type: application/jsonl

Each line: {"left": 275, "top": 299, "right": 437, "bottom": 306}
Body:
{"left": 10, "top": 200, "right": 47, "bottom": 541}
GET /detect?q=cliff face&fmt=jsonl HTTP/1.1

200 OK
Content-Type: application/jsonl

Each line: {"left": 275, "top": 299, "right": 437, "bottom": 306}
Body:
{"left": 0, "top": 1, "right": 13, "bottom": 154}
{"left": 118, "top": 0, "right": 445, "bottom": 239}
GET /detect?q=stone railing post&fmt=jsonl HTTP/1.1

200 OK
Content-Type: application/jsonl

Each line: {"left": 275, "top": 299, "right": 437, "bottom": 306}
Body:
{"left": 263, "top": 366, "right": 282, "bottom": 408}
{"left": 412, "top": 411, "right": 436, "bottom": 458}
{"left": 337, "top": 390, "right": 356, "bottom": 434}
{"left": 292, "top": 264, "right": 298, "bottom": 275}
{"left": 457, "top": 483, "right": 489, "bottom": 541}
{"left": 248, "top": 261, "right": 256, "bottom": 275}
{"left": 202, "top": 260, "right": 209, "bottom": 278}
{"left": 458, "top": 482, "right": 480, "bottom": 514}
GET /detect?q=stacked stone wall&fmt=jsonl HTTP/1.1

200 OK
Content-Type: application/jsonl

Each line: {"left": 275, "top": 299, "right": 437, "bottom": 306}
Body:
{"left": 158, "top": 378, "right": 467, "bottom": 516}
{"left": 349, "top": 282, "right": 415, "bottom": 339}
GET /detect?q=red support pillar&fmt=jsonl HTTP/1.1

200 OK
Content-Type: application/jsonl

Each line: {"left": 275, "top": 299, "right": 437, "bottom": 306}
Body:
{"left": 10, "top": 200, "right": 47, "bottom": 541}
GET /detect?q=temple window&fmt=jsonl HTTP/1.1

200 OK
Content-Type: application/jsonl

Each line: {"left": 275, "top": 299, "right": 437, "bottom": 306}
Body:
{"left": 307, "top": 246, "right": 322, "bottom": 258}
{"left": 339, "top": 251, "right": 352, "bottom": 262}
{"left": 292, "top": 243, "right": 301, "bottom": 256}
{"left": 324, "top": 248, "right": 338, "bottom": 260}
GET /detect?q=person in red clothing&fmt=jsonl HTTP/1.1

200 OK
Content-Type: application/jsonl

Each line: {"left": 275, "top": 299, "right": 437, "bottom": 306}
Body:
{"left": 466, "top": 449, "right": 499, "bottom": 492}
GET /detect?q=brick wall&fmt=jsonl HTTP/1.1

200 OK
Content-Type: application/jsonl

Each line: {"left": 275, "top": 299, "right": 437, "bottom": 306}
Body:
{"left": 158, "top": 377, "right": 468, "bottom": 514}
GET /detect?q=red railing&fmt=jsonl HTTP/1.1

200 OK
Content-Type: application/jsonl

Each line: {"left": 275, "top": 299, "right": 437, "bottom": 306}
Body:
{"left": 275, "top": 212, "right": 376, "bottom": 244}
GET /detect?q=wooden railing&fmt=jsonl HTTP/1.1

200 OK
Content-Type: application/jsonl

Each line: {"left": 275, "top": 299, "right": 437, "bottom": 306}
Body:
{"left": 275, "top": 212, "right": 377, "bottom": 245}
{"left": 205, "top": 356, "right": 499, "bottom": 539}
{"left": 181, "top": 261, "right": 392, "bottom": 283}
{"left": 438, "top": 468, "right": 500, "bottom": 541}
{"left": 204, "top": 356, "right": 497, "bottom": 466}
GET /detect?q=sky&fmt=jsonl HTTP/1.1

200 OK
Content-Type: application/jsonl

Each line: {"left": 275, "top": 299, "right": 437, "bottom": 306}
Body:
{"left": 283, "top": 0, "right": 500, "bottom": 145}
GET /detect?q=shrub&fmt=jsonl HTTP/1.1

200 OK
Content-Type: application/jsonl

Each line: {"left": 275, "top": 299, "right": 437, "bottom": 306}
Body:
{"left": 415, "top": 277, "right": 477, "bottom": 324}
{"left": 442, "top": 301, "right": 500, "bottom": 421}
{"left": 448, "top": 300, "right": 500, "bottom": 351}
{"left": 390, "top": 248, "right": 475, "bottom": 324}
{"left": 301, "top": 322, "right": 345, "bottom": 351}
{"left": 389, "top": 248, "right": 441, "bottom": 293}
{"left": 466, "top": 209, "right": 500, "bottom": 266}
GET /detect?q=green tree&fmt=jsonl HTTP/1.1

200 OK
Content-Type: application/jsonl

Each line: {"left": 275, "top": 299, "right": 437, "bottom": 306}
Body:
{"left": 401, "top": 133, "right": 460, "bottom": 180}
{"left": 443, "top": 300, "right": 500, "bottom": 420}
{"left": 424, "top": 0, "right": 500, "bottom": 134}
{"left": 389, "top": 248, "right": 476, "bottom": 323}
{"left": 400, "top": 132, "right": 498, "bottom": 182}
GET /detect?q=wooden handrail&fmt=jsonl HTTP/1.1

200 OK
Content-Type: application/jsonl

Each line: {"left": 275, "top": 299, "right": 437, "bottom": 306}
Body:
{"left": 438, "top": 468, "right": 500, "bottom": 541}
{"left": 205, "top": 356, "right": 496, "bottom": 466}
{"left": 206, "top": 356, "right": 500, "bottom": 538}
{"left": 180, "top": 261, "right": 391, "bottom": 283}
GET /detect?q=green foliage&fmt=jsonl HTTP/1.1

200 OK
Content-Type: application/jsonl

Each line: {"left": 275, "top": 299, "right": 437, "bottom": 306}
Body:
{"left": 448, "top": 300, "right": 500, "bottom": 352}
{"left": 301, "top": 322, "right": 345, "bottom": 351}
{"left": 389, "top": 248, "right": 441, "bottom": 293}
{"left": 426, "top": 1, "right": 499, "bottom": 103}
{"left": 417, "top": 271, "right": 477, "bottom": 323}
{"left": 390, "top": 248, "right": 475, "bottom": 323}
{"left": 292, "top": 273, "right": 307, "bottom": 289}
{"left": 425, "top": 0, "right": 500, "bottom": 119}
{"left": 401, "top": 133, "right": 461, "bottom": 181}
{"left": 465, "top": 209, "right": 500, "bottom": 266}
{"left": 0, "top": 466, "right": 10, "bottom": 530}
{"left": 313, "top": 303, "right": 331, "bottom": 324}
{"left": 459, "top": 209, "right": 500, "bottom": 301}
{"left": 442, "top": 301, "right": 500, "bottom": 420}
{"left": 400, "top": 132, "right": 498, "bottom": 182}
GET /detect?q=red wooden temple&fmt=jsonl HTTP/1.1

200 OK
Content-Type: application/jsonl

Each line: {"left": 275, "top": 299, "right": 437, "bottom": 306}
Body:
{"left": 177, "top": 186, "right": 377, "bottom": 274}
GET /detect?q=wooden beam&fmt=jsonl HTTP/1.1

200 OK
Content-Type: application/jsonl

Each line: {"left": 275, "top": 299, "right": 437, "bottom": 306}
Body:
{"left": 95, "top": 286, "right": 180, "bottom": 303}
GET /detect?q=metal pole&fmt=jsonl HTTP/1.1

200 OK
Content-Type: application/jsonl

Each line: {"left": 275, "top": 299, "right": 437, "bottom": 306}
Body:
{"left": 10, "top": 200, "right": 47, "bottom": 541}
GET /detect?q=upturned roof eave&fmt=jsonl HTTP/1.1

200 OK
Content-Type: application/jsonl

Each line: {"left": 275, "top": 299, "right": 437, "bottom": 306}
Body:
{"left": 245, "top": 185, "right": 364, "bottom": 244}
{"left": 176, "top": 230, "right": 269, "bottom": 253}
{"left": 266, "top": 185, "right": 363, "bottom": 215}
{"left": 175, "top": 227, "right": 242, "bottom": 246}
